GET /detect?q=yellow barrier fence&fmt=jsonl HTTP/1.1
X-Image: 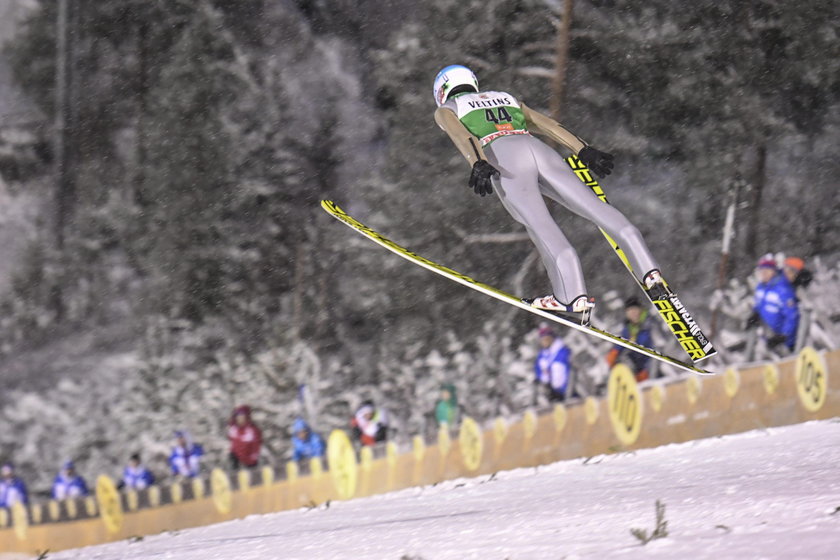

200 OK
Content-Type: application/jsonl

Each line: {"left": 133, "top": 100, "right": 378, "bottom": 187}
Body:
{"left": 2, "top": 347, "right": 837, "bottom": 554}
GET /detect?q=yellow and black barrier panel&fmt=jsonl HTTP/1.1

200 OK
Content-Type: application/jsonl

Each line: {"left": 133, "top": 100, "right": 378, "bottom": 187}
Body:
{"left": 95, "top": 474, "right": 123, "bottom": 534}
{"left": 238, "top": 469, "right": 251, "bottom": 490}
{"left": 262, "top": 466, "right": 274, "bottom": 486}
{"left": 796, "top": 346, "right": 828, "bottom": 413}
{"left": 193, "top": 477, "right": 206, "bottom": 499}
{"left": 412, "top": 435, "right": 426, "bottom": 486}
{"left": 48, "top": 500, "right": 60, "bottom": 522}
{"left": 458, "top": 417, "right": 483, "bottom": 472}
{"left": 492, "top": 417, "right": 508, "bottom": 459}
{"left": 170, "top": 481, "right": 184, "bottom": 503}
{"left": 126, "top": 489, "right": 139, "bottom": 512}
{"left": 211, "top": 468, "right": 232, "bottom": 515}
{"left": 84, "top": 495, "right": 96, "bottom": 516}
{"left": 30, "top": 503, "right": 43, "bottom": 524}
{"left": 65, "top": 497, "right": 78, "bottom": 519}
{"left": 11, "top": 502, "right": 27, "bottom": 541}
{"left": 607, "top": 364, "right": 643, "bottom": 446}
{"left": 522, "top": 410, "right": 538, "bottom": 448}
{"left": 328, "top": 429, "right": 358, "bottom": 500}
{"left": 437, "top": 424, "right": 452, "bottom": 474}
{"left": 148, "top": 485, "right": 161, "bottom": 507}
{"left": 386, "top": 442, "right": 399, "bottom": 490}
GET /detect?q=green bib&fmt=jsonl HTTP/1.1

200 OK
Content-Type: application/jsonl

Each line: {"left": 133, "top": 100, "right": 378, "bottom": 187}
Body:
{"left": 452, "top": 91, "right": 529, "bottom": 146}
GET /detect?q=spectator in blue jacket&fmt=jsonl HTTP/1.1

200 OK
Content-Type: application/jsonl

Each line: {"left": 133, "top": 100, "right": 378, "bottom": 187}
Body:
{"left": 169, "top": 430, "right": 204, "bottom": 478}
{"left": 52, "top": 461, "right": 89, "bottom": 500}
{"left": 0, "top": 463, "right": 28, "bottom": 507}
{"left": 534, "top": 325, "right": 573, "bottom": 401}
{"left": 121, "top": 453, "right": 155, "bottom": 490}
{"left": 606, "top": 297, "right": 654, "bottom": 381}
{"left": 747, "top": 254, "right": 800, "bottom": 351}
{"left": 291, "top": 418, "right": 326, "bottom": 463}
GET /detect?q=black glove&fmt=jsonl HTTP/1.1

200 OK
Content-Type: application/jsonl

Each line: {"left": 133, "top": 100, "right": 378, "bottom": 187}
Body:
{"left": 794, "top": 268, "right": 813, "bottom": 289}
{"left": 767, "top": 333, "right": 788, "bottom": 348}
{"left": 745, "top": 311, "right": 762, "bottom": 329}
{"left": 578, "top": 146, "right": 614, "bottom": 178}
{"left": 469, "top": 160, "right": 499, "bottom": 197}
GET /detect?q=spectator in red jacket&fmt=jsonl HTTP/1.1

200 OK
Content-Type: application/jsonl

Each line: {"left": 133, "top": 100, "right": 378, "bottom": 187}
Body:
{"left": 227, "top": 405, "right": 262, "bottom": 470}
{"left": 351, "top": 401, "right": 389, "bottom": 446}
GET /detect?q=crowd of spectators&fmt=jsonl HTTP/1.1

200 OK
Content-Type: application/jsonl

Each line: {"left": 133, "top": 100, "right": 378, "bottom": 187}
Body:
{"left": 0, "top": 404, "right": 334, "bottom": 510}
{"left": 0, "top": 254, "right": 816, "bottom": 511}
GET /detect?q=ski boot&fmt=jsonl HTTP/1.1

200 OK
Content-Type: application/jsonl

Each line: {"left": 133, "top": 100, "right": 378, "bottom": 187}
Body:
{"left": 523, "top": 294, "right": 595, "bottom": 326}
{"left": 643, "top": 269, "right": 672, "bottom": 301}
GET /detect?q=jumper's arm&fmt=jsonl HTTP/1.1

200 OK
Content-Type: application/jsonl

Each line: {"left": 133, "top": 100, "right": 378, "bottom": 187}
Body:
{"left": 520, "top": 102, "right": 587, "bottom": 154}
{"left": 434, "top": 107, "right": 488, "bottom": 167}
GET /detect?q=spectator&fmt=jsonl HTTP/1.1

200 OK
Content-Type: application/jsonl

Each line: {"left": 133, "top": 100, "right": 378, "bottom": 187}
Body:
{"left": 351, "top": 401, "right": 389, "bottom": 446}
{"left": 434, "top": 383, "right": 460, "bottom": 427}
{"left": 747, "top": 254, "right": 800, "bottom": 351}
{"left": 291, "top": 417, "right": 326, "bottom": 463}
{"left": 606, "top": 297, "right": 654, "bottom": 381}
{"left": 534, "top": 325, "right": 573, "bottom": 401}
{"left": 121, "top": 453, "right": 155, "bottom": 490}
{"left": 0, "top": 463, "right": 28, "bottom": 507}
{"left": 782, "top": 256, "right": 813, "bottom": 291}
{"left": 227, "top": 405, "right": 262, "bottom": 470}
{"left": 52, "top": 461, "right": 89, "bottom": 500}
{"left": 169, "top": 430, "right": 204, "bottom": 478}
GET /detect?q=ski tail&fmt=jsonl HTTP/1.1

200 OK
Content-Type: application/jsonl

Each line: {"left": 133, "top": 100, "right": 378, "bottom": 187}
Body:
{"left": 565, "top": 155, "right": 717, "bottom": 363}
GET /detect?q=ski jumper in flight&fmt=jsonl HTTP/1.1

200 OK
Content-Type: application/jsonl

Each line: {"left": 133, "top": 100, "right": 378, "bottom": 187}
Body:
{"left": 433, "top": 64, "right": 667, "bottom": 319}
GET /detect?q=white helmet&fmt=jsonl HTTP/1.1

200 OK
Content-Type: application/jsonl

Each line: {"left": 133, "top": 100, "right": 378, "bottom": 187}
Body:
{"left": 433, "top": 65, "right": 479, "bottom": 107}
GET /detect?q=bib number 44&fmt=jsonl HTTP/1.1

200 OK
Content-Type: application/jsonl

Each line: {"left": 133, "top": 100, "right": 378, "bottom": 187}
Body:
{"left": 484, "top": 106, "right": 513, "bottom": 124}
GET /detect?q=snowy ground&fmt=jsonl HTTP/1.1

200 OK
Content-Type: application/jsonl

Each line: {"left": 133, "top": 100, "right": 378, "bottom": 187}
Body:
{"left": 28, "top": 419, "right": 840, "bottom": 560}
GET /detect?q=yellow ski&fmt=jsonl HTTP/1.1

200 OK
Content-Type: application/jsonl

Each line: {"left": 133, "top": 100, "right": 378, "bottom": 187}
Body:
{"left": 566, "top": 156, "right": 717, "bottom": 363}
{"left": 321, "top": 199, "right": 715, "bottom": 376}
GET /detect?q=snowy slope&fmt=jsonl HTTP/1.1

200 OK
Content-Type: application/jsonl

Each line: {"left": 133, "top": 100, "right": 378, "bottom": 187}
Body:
{"left": 34, "top": 419, "right": 840, "bottom": 560}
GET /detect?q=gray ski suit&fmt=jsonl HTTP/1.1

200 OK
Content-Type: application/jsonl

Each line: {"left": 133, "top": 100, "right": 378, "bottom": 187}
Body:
{"left": 435, "top": 90, "right": 659, "bottom": 304}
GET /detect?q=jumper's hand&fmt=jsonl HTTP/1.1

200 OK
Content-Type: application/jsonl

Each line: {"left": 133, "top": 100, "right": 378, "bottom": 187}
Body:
{"left": 469, "top": 160, "right": 499, "bottom": 197}
{"left": 578, "top": 146, "right": 614, "bottom": 178}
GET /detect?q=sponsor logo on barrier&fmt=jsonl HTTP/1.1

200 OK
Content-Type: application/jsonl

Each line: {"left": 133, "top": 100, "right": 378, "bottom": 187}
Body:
{"left": 608, "top": 365, "right": 643, "bottom": 446}
{"left": 210, "top": 468, "right": 232, "bottom": 515}
{"left": 686, "top": 376, "right": 702, "bottom": 404}
{"left": 459, "top": 417, "right": 483, "bottom": 471}
{"left": 412, "top": 435, "right": 425, "bottom": 463}
{"left": 795, "top": 347, "right": 827, "bottom": 412}
{"left": 493, "top": 417, "right": 508, "bottom": 453}
{"left": 649, "top": 385, "right": 665, "bottom": 413}
{"left": 328, "top": 429, "right": 358, "bottom": 500}
{"left": 95, "top": 475, "right": 123, "bottom": 534}
{"left": 522, "top": 410, "right": 538, "bottom": 441}
{"left": 764, "top": 364, "right": 780, "bottom": 395}
{"left": 724, "top": 367, "right": 740, "bottom": 398}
